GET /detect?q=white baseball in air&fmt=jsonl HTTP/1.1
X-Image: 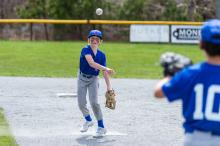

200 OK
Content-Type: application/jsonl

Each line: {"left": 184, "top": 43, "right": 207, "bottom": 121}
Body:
{"left": 96, "top": 8, "right": 103, "bottom": 15}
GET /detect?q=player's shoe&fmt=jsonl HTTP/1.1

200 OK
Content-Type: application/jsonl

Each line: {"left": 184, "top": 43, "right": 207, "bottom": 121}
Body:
{"left": 93, "top": 127, "right": 107, "bottom": 138}
{"left": 80, "top": 121, "right": 93, "bottom": 132}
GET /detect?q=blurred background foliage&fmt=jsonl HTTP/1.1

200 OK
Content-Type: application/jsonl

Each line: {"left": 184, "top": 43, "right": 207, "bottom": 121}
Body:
{"left": 0, "top": 0, "right": 215, "bottom": 21}
{"left": 0, "top": 0, "right": 216, "bottom": 41}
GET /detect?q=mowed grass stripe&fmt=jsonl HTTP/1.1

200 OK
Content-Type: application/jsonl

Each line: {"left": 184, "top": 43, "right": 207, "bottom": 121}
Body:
{"left": 0, "top": 41, "right": 204, "bottom": 78}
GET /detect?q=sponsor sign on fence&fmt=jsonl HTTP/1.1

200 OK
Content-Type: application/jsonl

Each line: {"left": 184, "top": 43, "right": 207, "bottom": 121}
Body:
{"left": 171, "top": 25, "right": 201, "bottom": 44}
{"left": 130, "top": 25, "right": 169, "bottom": 43}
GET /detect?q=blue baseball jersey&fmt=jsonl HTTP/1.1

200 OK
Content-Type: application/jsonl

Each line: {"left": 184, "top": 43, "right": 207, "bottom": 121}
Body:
{"left": 162, "top": 62, "right": 220, "bottom": 134}
{"left": 79, "top": 45, "right": 106, "bottom": 76}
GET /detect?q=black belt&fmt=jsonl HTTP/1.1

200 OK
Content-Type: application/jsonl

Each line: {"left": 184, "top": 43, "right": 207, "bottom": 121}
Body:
{"left": 209, "top": 131, "right": 220, "bottom": 136}
{"left": 80, "top": 72, "right": 93, "bottom": 79}
{"left": 211, "top": 132, "right": 220, "bottom": 136}
{"left": 189, "top": 129, "right": 220, "bottom": 136}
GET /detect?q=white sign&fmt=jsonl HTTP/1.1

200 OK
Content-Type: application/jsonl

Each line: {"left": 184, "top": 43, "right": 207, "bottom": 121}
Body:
{"left": 130, "top": 25, "right": 169, "bottom": 43}
{"left": 171, "top": 25, "right": 201, "bottom": 44}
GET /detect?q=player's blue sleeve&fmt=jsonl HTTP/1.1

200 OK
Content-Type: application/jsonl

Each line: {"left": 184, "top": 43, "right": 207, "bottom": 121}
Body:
{"left": 81, "top": 47, "right": 91, "bottom": 57}
{"left": 162, "top": 69, "right": 191, "bottom": 102}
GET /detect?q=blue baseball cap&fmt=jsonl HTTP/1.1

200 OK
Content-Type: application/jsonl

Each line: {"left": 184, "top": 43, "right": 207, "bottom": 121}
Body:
{"left": 201, "top": 19, "right": 220, "bottom": 44}
{"left": 88, "top": 30, "right": 103, "bottom": 39}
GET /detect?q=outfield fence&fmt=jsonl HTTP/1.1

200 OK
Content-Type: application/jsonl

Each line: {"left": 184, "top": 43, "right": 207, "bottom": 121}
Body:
{"left": 0, "top": 19, "right": 203, "bottom": 42}
{"left": 0, "top": 19, "right": 203, "bottom": 25}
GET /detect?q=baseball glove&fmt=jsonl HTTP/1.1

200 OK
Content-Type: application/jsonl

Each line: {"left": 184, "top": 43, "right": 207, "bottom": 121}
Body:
{"left": 105, "top": 90, "right": 116, "bottom": 110}
{"left": 160, "top": 52, "right": 193, "bottom": 77}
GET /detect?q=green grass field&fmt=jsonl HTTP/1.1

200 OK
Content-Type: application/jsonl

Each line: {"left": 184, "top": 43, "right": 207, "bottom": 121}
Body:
{"left": 0, "top": 108, "right": 18, "bottom": 146}
{"left": 0, "top": 41, "right": 204, "bottom": 78}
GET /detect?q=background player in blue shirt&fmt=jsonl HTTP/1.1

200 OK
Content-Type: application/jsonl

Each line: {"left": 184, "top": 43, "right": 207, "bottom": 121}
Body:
{"left": 154, "top": 19, "right": 220, "bottom": 146}
{"left": 77, "top": 30, "right": 115, "bottom": 138}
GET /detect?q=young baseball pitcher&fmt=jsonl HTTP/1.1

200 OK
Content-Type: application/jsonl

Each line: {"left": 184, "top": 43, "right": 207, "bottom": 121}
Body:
{"left": 154, "top": 19, "right": 220, "bottom": 146}
{"left": 77, "top": 30, "right": 115, "bottom": 138}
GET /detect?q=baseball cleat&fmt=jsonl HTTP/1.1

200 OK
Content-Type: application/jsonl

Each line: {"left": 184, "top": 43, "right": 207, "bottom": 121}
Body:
{"left": 80, "top": 121, "right": 93, "bottom": 132}
{"left": 93, "top": 127, "right": 107, "bottom": 138}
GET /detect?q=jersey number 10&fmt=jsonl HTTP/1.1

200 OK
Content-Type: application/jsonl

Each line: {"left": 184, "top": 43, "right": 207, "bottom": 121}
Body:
{"left": 193, "top": 84, "right": 220, "bottom": 122}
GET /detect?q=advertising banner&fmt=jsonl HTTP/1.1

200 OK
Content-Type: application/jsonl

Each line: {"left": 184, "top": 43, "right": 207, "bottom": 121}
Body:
{"left": 130, "top": 25, "right": 169, "bottom": 43}
{"left": 171, "top": 25, "right": 201, "bottom": 44}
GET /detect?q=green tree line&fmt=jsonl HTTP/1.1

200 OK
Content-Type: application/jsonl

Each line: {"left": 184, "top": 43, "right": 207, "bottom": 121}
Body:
{"left": 17, "top": 0, "right": 215, "bottom": 21}
{"left": 15, "top": 0, "right": 215, "bottom": 40}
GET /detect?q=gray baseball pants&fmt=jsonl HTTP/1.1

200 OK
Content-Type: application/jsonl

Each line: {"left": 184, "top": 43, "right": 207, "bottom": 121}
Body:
{"left": 184, "top": 130, "right": 220, "bottom": 146}
{"left": 77, "top": 72, "right": 103, "bottom": 121}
